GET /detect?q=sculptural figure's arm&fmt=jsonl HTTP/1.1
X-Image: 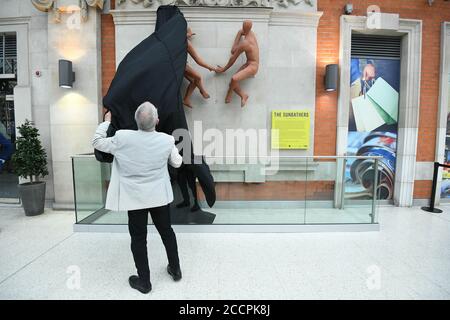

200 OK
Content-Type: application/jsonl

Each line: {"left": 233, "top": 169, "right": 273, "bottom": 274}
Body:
{"left": 187, "top": 42, "right": 215, "bottom": 71}
{"left": 231, "top": 29, "right": 243, "bottom": 54}
{"left": 216, "top": 45, "right": 244, "bottom": 73}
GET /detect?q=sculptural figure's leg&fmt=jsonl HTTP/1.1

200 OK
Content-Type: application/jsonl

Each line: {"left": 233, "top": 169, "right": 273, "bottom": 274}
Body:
{"left": 225, "top": 86, "right": 234, "bottom": 104}
{"left": 183, "top": 65, "right": 210, "bottom": 108}
{"left": 228, "top": 66, "right": 256, "bottom": 107}
{"left": 183, "top": 74, "right": 196, "bottom": 108}
{"left": 225, "top": 63, "right": 247, "bottom": 104}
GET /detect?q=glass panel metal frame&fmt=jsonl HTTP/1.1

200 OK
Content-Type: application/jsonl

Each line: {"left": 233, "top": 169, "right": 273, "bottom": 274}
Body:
{"left": 72, "top": 154, "right": 381, "bottom": 227}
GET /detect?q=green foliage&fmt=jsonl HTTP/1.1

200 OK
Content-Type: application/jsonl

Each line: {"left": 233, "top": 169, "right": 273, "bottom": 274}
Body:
{"left": 12, "top": 120, "right": 48, "bottom": 182}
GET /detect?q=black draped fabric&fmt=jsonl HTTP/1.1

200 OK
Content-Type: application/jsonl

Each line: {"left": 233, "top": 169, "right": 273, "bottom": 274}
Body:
{"left": 96, "top": 5, "right": 216, "bottom": 209}
{"left": 102, "top": 5, "right": 187, "bottom": 130}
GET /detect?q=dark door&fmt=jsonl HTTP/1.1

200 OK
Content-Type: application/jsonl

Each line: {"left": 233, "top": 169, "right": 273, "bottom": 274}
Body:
{"left": 0, "top": 78, "right": 18, "bottom": 202}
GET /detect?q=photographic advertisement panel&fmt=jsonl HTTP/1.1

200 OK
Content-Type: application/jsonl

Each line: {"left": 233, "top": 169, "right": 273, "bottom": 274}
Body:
{"left": 441, "top": 74, "right": 450, "bottom": 199}
{"left": 346, "top": 58, "right": 400, "bottom": 200}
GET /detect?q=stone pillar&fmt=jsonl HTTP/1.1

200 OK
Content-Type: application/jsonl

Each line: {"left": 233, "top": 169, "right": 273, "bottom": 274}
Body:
{"left": 47, "top": 4, "right": 102, "bottom": 209}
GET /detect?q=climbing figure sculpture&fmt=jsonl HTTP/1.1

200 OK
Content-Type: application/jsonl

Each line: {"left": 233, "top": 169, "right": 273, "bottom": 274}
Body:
{"left": 215, "top": 20, "right": 259, "bottom": 107}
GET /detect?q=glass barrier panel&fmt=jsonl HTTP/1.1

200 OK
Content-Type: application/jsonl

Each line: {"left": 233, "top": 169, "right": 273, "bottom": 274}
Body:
{"left": 304, "top": 157, "right": 342, "bottom": 224}
{"left": 303, "top": 156, "right": 380, "bottom": 224}
{"left": 72, "top": 155, "right": 110, "bottom": 223}
{"left": 200, "top": 157, "right": 308, "bottom": 225}
{"left": 343, "top": 157, "right": 380, "bottom": 224}
{"left": 72, "top": 155, "right": 379, "bottom": 226}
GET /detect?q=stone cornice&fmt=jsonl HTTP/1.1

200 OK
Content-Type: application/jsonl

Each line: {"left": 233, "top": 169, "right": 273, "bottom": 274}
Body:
{"left": 117, "top": 0, "right": 315, "bottom": 9}
{"left": 110, "top": 9, "right": 157, "bottom": 25}
{"left": 341, "top": 15, "right": 422, "bottom": 34}
{"left": 0, "top": 16, "right": 32, "bottom": 26}
{"left": 269, "top": 10, "right": 322, "bottom": 27}
{"left": 111, "top": 6, "right": 322, "bottom": 26}
{"left": 182, "top": 6, "right": 273, "bottom": 23}
{"left": 111, "top": 7, "right": 274, "bottom": 25}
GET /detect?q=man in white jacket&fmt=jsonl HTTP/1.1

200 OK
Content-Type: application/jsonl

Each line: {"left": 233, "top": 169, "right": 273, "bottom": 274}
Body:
{"left": 92, "top": 101, "right": 183, "bottom": 294}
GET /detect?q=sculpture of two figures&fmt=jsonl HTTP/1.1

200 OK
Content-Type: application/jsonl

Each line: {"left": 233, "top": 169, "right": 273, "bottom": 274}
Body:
{"left": 183, "top": 20, "right": 259, "bottom": 108}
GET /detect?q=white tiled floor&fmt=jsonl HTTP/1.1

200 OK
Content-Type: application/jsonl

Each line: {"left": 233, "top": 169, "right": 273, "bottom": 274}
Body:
{"left": 0, "top": 205, "right": 449, "bottom": 299}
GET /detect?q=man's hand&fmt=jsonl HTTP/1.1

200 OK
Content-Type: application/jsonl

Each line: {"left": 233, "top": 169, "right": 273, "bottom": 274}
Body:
{"left": 104, "top": 110, "right": 112, "bottom": 122}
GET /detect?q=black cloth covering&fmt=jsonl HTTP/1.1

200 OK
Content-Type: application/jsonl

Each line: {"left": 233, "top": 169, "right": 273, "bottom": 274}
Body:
{"left": 96, "top": 5, "right": 216, "bottom": 210}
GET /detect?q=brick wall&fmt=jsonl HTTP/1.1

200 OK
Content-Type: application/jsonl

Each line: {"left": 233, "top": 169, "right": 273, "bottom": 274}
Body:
{"left": 101, "top": 13, "right": 115, "bottom": 100}
{"left": 315, "top": 2, "right": 341, "bottom": 156}
{"left": 198, "top": 181, "right": 335, "bottom": 201}
{"left": 316, "top": 0, "right": 450, "bottom": 199}
{"left": 413, "top": 180, "right": 433, "bottom": 199}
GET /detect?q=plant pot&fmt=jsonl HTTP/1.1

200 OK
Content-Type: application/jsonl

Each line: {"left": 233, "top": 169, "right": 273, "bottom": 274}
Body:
{"left": 18, "top": 181, "right": 46, "bottom": 216}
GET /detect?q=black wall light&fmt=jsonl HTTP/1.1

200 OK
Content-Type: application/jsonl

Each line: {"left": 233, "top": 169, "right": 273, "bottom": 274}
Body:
{"left": 325, "top": 64, "right": 339, "bottom": 92}
{"left": 59, "top": 59, "right": 75, "bottom": 89}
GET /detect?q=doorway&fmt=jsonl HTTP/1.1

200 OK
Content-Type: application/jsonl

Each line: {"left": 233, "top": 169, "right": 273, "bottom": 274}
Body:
{"left": 0, "top": 77, "right": 18, "bottom": 202}
{"left": 337, "top": 16, "right": 422, "bottom": 207}
{"left": 0, "top": 31, "right": 18, "bottom": 203}
{"left": 345, "top": 34, "right": 401, "bottom": 203}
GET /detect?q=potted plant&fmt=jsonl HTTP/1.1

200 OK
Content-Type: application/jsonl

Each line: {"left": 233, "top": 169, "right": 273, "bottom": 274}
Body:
{"left": 12, "top": 120, "right": 49, "bottom": 216}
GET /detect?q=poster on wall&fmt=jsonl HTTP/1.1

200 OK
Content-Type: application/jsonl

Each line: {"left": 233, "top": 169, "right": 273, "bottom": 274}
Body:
{"left": 346, "top": 58, "right": 400, "bottom": 200}
{"left": 271, "top": 110, "right": 310, "bottom": 149}
{"left": 441, "top": 106, "right": 450, "bottom": 199}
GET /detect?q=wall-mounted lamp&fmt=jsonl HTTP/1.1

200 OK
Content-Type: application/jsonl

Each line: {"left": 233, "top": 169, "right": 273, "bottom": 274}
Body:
{"left": 325, "top": 64, "right": 339, "bottom": 92}
{"left": 59, "top": 59, "right": 75, "bottom": 89}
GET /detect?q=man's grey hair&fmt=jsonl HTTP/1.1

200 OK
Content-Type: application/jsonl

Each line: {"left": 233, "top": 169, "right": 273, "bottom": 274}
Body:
{"left": 135, "top": 101, "right": 158, "bottom": 131}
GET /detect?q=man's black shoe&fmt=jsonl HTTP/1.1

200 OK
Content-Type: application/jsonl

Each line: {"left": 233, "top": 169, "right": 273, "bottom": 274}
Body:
{"left": 128, "top": 275, "right": 152, "bottom": 294}
{"left": 167, "top": 265, "right": 182, "bottom": 281}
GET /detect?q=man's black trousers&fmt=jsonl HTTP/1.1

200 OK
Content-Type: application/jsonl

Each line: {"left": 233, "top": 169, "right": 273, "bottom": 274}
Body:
{"left": 128, "top": 205, "right": 180, "bottom": 283}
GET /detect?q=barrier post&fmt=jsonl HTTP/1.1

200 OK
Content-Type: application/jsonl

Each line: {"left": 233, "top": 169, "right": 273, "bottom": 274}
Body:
{"left": 421, "top": 162, "right": 443, "bottom": 213}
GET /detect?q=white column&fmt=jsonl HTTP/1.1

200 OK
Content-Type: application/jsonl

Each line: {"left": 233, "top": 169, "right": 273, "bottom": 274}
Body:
{"left": 48, "top": 6, "right": 102, "bottom": 209}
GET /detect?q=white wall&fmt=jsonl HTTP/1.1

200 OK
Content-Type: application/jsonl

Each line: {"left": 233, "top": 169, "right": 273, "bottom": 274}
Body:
{"left": 47, "top": 5, "right": 102, "bottom": 209}
{"left": 1, "top": 1, "right": 103, "bottom": 208}
{"left": 0, "top": 0, "right": 54, "bottom": 201}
